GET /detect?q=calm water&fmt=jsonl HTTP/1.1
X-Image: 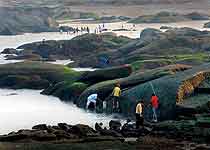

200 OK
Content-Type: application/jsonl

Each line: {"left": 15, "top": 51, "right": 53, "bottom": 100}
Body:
{"left": 0, "top": 20, "right": 209, "bottom": 134}
{"left": 0, "top": 89, "right": 119, "bottom": 134}
{"left": 62, "top": 20, "right": 210, "bottom": 38}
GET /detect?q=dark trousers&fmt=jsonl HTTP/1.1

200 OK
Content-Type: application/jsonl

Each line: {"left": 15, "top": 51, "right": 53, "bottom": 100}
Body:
{"left": 113, "top": 96, "right": 119, "bottom": 109}
{"left": 88, "top": 102, "right": 95, "bottom": 111}
{"left": 112, "top": 96, "right": 120, "bottom": 112}
{"left": 136, "top": 113, "right": 144, "bottom": 129}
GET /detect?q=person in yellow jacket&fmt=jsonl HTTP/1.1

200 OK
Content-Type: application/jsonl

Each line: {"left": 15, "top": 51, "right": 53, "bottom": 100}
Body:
{"left": 112, "top": 83, "right": 121, "bottom": 112}
{"left": 136, "top": 100, "right": 144, "bottom": 129}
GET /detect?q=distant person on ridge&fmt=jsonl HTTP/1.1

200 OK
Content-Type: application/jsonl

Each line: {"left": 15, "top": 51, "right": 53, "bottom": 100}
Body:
{"left": 112, "top": 83, "right": 121, "bottom": 112}
{"left": 136, "top": 100, "right": 144, "bottom": 129}
{"left": 86, "top": 93, "right": 98, "bottom": 111}
{"left": 150, "top": 94, "right": 159, "bottom": 122}
{"left": 87, "top": 27, "right": 90, "bottom": 33}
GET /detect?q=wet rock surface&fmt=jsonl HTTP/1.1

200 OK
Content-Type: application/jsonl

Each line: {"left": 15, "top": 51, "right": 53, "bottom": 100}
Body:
{"left": 0, "top": 118, "right": 210, "bottom": 150}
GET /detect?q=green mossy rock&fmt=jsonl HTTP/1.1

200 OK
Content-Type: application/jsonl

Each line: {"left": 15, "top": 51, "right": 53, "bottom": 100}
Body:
{"left": 120, "top": 63, "right": 210, "bottom": 120}
{"left": 0, "top": 61, "right": 81, "bottom": 89}
{"left": 176, "top": 94, "right": 210, "bottom": 116}
{"left": 77, "top": 65, "right": 190, "bottom": 109}
{"left": 0, "top": 75, "right": 49, "bottom": 89}
{"left": 79, "top": 65, "right": 132, "bottom": 84}
{"left": 18, "top": 33, "right": 132, "bottom": 66}
{"left": 42, "top": 82, "right": 88, "bottom": 103}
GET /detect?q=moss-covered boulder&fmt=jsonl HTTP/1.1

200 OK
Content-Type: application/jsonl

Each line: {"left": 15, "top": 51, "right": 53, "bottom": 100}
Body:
{"left": 78, "top": 65, "right": 132, "bottom": 84}
{"left": 176, "top": 94, "right": 210, "bottom": 117}
{"left": 92, "top": 28, "right": 210, "bottom": 70}
{"left": 77, "top": 64, "right": 191, "bottom": 109}
{"left": 17, "top": 33, "right": 133, "bottom": 67}
{"left": 0, "top": 75, "right": 49, "bottom": 89}
{"left": 42, "top": 82, "right": 88, "bottom": 103}
{"left": 153, "top": 114, "right": 210, "bottom": 142}
{"left": 120, "top": 63, "right": 210, "bottom": 120}
{"left": 0, "top": 61, "right": 81, "bottom": 89}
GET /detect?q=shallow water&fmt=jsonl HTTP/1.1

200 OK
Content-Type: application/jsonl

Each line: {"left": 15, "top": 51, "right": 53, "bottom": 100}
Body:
{"left": 62, "top": 20, "right": 210, "bottom": 38}
{"left": 0, "top": 89, "right": 120, "bottom": 134}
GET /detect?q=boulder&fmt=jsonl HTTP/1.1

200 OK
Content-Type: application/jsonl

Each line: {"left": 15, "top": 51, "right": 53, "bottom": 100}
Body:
{"left": 165, "top": 27, "right": 207, "bottom": 36}
{"left": 30, "top": 130, "right": 57, "bottom": 141}
{"left": 185, "top": 12, "right": 209, "bottom": 20}
{"left": 0, "top": 61, "right": 82, "bottom": 89}
{"left": 59, "top": 26, "right": 74, "bottom": 32}
{"left": 128, "top": 12, "right": 189, "bottom": 24}
{"left": 58, "top": 123, "right": 72, "bottom": 131}
{"left": 41, "top": 82, "right": 88, "bottom": 103}
{"left": 109, "top": 120, "right": 122, "bottom": 132}
{"left": 1, "top": 48, "right": 19, "bottom": 55}
{"left": 120, "top": 63, "right": 210, "bottom": 120}
{"left": 78, "top": 65, "right": 132, "bottom": 84}
{"left": 0, "top": 132, "right": 28, "bottom": 142}
{"left": 77, "top": 64, "right": 191, "bottom": 109}
{"left": 0, "top": 75, "right": 49, "bottom": 89}
{"left": 17, "top": 33, "right": 132, "bottom": 65}
{"left": 140, "top": 28, "right": 166, "bottom": 43}
{"left": 160, "top": 26, "right": 173, "bottom": 30}
{"left": 204, "top": 22, "right": 210, "bottom": 28}
{"left": 69, "top": 124, "right": 99, "bottom": 137}
{"left": 176, "top": 94, "right": 210, "bottom": 117}
{"left": 32, "top": 124, "right": 48, "bottom": 130}
{"left": 0, "top": 7, "right": 58, "bottom": 35}
{"left": 5, "top": 53, "right": 43, "bottom": 61}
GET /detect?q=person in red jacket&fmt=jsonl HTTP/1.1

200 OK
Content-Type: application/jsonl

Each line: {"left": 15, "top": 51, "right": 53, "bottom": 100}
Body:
{"left": 150, "top": 94, "right": 159, "bottom": 122}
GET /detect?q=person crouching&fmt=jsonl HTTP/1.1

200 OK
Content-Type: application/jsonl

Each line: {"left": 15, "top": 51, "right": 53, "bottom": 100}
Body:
{"left": 86, "top": 93, "right": 98, "bottom": 111}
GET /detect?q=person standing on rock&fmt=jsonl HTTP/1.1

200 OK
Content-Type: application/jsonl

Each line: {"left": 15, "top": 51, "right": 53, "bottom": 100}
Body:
{"left": 86, "top": 93, "right": 98, "bottom": 111}
{"left": 136, "top": 100, "right": 144, "bottom": 129}
{"left": 87, "top": 27, "right": 90, "bottom": 34}
{"left": 112, "top": 83, "right": 121, "bottom": 113}
{"left": 151, "top": 94, "right": 159, "bottom": 122}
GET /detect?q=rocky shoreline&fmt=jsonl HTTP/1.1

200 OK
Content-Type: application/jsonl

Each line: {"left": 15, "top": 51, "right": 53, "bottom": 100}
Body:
{"left": 0, "top": 62, "right": 209, "bottom": 146}
{"left": 0, "top": 119, "right": 210, "bottom": 150}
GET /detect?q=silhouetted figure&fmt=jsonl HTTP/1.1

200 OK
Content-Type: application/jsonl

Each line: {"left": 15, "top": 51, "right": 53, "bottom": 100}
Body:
{"left": 87, "top": 27, "right": 90, "bottom": 33}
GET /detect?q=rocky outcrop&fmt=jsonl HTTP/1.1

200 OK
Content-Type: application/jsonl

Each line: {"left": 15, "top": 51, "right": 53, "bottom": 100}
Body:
{"left": 1, "top": 48, "right": 19, "bottom": 55}
{"left": 120, "top": 63, "right": 210, "bottom": 120}
{"left": 0, "top": 7, "right": 58, "bottom": 35}
{"left": 17, "top": 33, "right": 132, "bottom": 67}
{"left": 59, "top": 26, "right": 74, "bottom": 32}
{"left": 0, "top": 122, "right": 125, "bottom": 142}
{"left": 160, "top": 26, "right": 173, "bottom": 30}
{"left": 77, "top": 64, "right": 191, "bottom": 109}
{"left": 204, "top": 22, "right": 210, "bottom": 28}
{"left": 5, "top": 53, "right": 43, "bottom": 61}
{"left": 2, "top": 115, "right": 210, "bottom": 145}
{"left": 0, "top": 61, "right": 82, "bottom": 89}
{"left": 129, "top": 11, "right": 209, "bottom": 24}
{"left": 78, "top": 65, "right": 132, "bottom": 84}
{"left": 42, "top": 65, "right": 132, "bottom": 103}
